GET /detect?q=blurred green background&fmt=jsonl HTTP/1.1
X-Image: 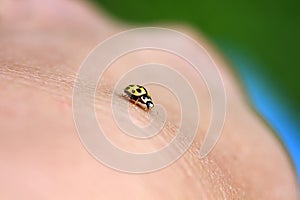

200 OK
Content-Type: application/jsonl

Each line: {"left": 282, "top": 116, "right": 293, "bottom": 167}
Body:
{"left": 91, "top": 0, "right": 300, "bottom": 117}
{"left": 90, "top": 0, "right": 300, "bottom": 181}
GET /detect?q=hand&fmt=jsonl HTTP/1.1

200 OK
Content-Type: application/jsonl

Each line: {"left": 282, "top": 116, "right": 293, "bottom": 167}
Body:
{"left": 0, "top": 0, "right": 297, "bottom": 199}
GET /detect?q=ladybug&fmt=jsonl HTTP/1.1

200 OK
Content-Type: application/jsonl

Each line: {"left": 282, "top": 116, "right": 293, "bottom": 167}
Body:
{"left": 124, "top": 84, "right": 154, "bottom": 110}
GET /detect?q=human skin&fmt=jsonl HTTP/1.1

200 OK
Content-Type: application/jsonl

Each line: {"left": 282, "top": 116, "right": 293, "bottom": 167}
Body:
{"left": 0, "top": 0, "right": 298, "bottom": 199}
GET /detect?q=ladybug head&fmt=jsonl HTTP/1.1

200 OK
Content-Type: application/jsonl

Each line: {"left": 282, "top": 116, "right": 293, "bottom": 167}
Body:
{"left": 146, "top": 101, "right": 154, "bottom": 109}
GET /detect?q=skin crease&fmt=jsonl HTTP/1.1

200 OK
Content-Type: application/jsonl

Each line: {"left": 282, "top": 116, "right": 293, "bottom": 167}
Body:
{"left": 0, "top": 0, "right": 298, "bottom": 199}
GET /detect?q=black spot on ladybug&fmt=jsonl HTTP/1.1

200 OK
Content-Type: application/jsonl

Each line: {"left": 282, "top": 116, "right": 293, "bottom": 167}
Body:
{"left": 125, "top": 86, "right": 130, "bottom": 90}
{"left": 131, "top": 89, "right": 135, "bottom": 93}
{"left": 129, "top": 84, "right": 134, "bottom": 87}
{"left": 136, "top": 88, "right": 142, "bottom": 93}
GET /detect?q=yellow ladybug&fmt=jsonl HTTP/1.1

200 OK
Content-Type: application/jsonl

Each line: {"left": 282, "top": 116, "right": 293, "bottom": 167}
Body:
{"left": 124, "top": 84, "right": 154, "bottom": 109}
